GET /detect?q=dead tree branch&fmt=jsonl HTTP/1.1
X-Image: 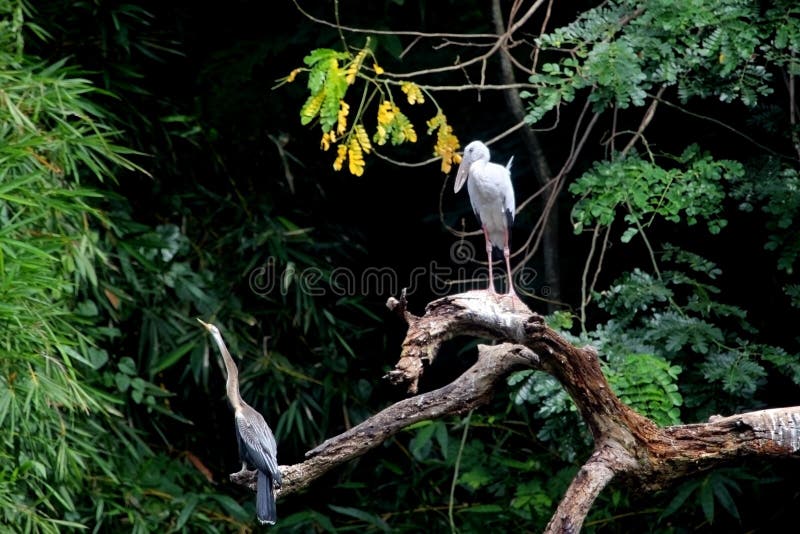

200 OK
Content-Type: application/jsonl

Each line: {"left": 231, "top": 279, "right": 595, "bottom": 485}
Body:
{"left": 232, "top": 292, "right": 800, "bottom": 532}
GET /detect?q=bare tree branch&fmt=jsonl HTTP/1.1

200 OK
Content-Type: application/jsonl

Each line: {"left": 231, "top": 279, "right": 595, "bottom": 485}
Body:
{"left": 233, "top": 339, "right": 538, "bottom": 496}
{"left": 227, "top": 291, "right": 800, "bottom": 530}
{"left": 650, "top": 92, "right": 797, "bottom": 162}
{"left": 292, "top": 0, "right": 499, "bottom": 40}
{"left": 620, "top": 85, "right": 666, "bottom": 157}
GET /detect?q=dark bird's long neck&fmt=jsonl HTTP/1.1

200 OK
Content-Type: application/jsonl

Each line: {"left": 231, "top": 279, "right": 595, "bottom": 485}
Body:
{"left": 213, "top": 334, "right": 244, "bottom": 410}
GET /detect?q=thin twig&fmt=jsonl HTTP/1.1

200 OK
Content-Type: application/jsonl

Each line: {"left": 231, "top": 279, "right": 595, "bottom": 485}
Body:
{"left": 788, "top": 53, "right": 800, "bottom": 161}
{"left": 514, "top": 104, "right": 601, "bottom": 270}
{"left": 650, "top": 93, "right": 796, "bottom": 162}
{"left": 588, "top": 222, "right": 612, "bottom": 304}
{"left": 580, "top": 223, "right": 602, "bottom": 334}
{"left": 449, "top": 410, "right": 473, "bottom": 533}
{"left": 625, "top": 201, "right": 661, "bottom": 279}
{"left": 292, "top": 0, "right": 498, "bottom": 39}
{"left": 531, "top": 0, "right": 555, "bottom": 73}
{"left": 620, "top": 86, "right": 666, "bottom": 157}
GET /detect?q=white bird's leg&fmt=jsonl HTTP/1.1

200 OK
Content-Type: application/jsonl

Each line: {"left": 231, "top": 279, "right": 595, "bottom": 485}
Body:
{"left": 482, "top": 226, "right": 496, "bottom": 294}
{"left": 503, "top": 227, "right": 516, "bottom": 297}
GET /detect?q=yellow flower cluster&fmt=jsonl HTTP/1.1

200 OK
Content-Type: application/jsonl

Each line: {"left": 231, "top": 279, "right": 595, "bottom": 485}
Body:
{"left": 375, "top": 101, "right": 396, "bottom": 146}
{"left": 400, "top": 82, "right": 425, "bottom": 105}
{"left": 329, "top": 125, "right": 372, "bottom": 176}
{"left": 427, "top": 113, "right": 461, "bottom": 174}
{"left": 320, "top": 131, "right": 335, "bottom": 151}
{"left": 286, "top": 68, "right": 301, "bottom": 83}
{"left": 397, "top": 115, "right": 417, "bottom": 144}
{"left": 337, "top": 100, "right": 349, "bottom": 135}
{"left": 333, "top": 144, "right": 347, "bottom": 171}
{"left": 300, "top": 91, "right": 325, "bottom": 124}
{"left": 348, "top": 137, "right": 366, "bottom": 176}
{"left": 374, "top": 100, "right": 417, "bottom": 146}
{"left": 346, "top": 48, "right": 368, "bottom": 85}
{"left": 355, "top": 124, "right": 372, "bottom": 154}
{"left": 320, "top": 99, "right": 353, "bottom": 152}
{"left": 377, "top": 101, "right": 396, "bottom": 126}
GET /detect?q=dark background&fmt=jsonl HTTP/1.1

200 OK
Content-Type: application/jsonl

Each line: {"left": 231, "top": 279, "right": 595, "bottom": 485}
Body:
{"left": 22, "top": 0, "right": 800, "bottom": 531}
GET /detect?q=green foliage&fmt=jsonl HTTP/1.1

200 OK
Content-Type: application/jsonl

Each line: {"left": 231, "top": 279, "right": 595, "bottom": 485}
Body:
{"left": 283, "top": 412, "right": 577, "bottom": 532}
{"left": 95, "top": 184, "right": 383, "bottom": 458}
{"left": 586, "top": 39, "right": 647, "bottom": 108}
{"left": 762, "top": 3, "right": 800, "bottom": 74}
{"left": 731, "top": 158, "right": 800, "bottom": 274}
{"left": 605, "top": 354, "right": 683, "bottom": 426}
{"left": 700, "top": 351, "right": 766, "bottom": 397}
{"left": 509, "top": 371, "right": 590, "bottom": 463}
{"left": 300, "top": 48, "right": 349, "bottom": 131}
{"left": 530, "top": 0, "right": 784, "bottom": 117}
{"left": 285, "top": 40, "right": 462, "bottom": 175}
{"left": 659, "top": 469, "right": 756, "bottom": 525}
{"left": 0, "top": 15, "right": 146, "bottom": 530}
{"left": 406, "top": 415, "right": 575, "bottom": 531}
{"left": 585, "top": 251, "right": 800, "bottom": 421}
{"left": 1, "top": 3, "right": 368, "bottom": 530}
{"left": 512, "top": 329, "right": 684, "bottom": 430}
{"left": 545, "top": 309, "right": 575, "bottom": 331}
{"left": 598, "top": 268, "right": 673, "bottom": 316}
{"left": 521, "top": 59, "right": 578, "bottom": 124}
{"left": 83, "top": 451, "right": 251, "bottom": 533}
{"left": 570, "top": 146, "right": 743, "bottom": 237}
{"left": 409, "top": 420, "right": 450, "bottom": 462}
{"left": 567, "top": 223, "right": 798, "bottom": 523}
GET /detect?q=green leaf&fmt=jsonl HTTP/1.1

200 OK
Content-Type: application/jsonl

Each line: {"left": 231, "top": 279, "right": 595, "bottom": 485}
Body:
{"left": 149, "top": 341, "right": 195, "bottom": 376}
{"left": 114, "top": 373, "right": 131, "bottom": 392}
{"left": 175, "top": 494, "right": 199, "bottom": 529}
{"left": 660, "top": 480, "right": 699, "bottom": 521}
{"left": 117, "top": 357, "right": 137, "bottom": 376}
{"left": 328, "top": 505, "right": 391, "bottom": 532}
{"left": 435, "top": 421, "right": 449, "bottom": 460}
{"left": 410, "top": 422, "right": 436, "bottom": 461}
{"left": 699, "top": 478, "right": 715, "bottom": 524}
{"left": 620, "top": 227, "right": 638, "bottom": 243}
{"left": 303, "top": 48, "right": 344, "bottom": 67}
{"left": 87, "top": 347, "right": 109, "bottom": 370}
{"left": 711, "top": 477, "right": 741, "bottom": 521}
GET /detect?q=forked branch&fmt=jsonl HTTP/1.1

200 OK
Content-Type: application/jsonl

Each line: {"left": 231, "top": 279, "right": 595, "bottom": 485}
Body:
{"left": 231, "top": 291, "right": 800, "bottom": 532}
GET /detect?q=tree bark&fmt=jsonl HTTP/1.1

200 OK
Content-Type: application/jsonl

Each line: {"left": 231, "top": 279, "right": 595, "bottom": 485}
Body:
{"left": 230, "top": 291, "right": 800, "bottom": 531}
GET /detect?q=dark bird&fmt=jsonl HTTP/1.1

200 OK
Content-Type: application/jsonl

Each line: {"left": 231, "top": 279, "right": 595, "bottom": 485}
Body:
{"left": 198, "top": 319, "right": 281, "bottom": 525}
{"left": 454, "top": 140, "right": 517, "bottom": 296}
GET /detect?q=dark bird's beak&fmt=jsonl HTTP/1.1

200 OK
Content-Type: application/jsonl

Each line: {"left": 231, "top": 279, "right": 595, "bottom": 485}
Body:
{"left": 454, "top": 157, "right": 469, "bottom": 193}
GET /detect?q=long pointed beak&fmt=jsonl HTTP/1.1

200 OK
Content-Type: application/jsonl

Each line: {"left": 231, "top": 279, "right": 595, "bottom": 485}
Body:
{"left": 454, "top": 158, "right": 469, "bottom": 193}
{"left": 197, "top": 318, "right": 212, "bottom": 331}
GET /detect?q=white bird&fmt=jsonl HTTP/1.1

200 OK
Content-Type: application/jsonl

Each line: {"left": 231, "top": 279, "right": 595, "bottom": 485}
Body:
{"left": 454, "top": 140, "right": 516, "bottom": 296}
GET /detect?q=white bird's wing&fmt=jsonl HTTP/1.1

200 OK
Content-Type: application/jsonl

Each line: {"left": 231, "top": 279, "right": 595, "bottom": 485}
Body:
{"left": 469, "top": 191, "right": 482, "bottom": 225}
{"left": 466, "top": 167, "right": 482, "bottom": 226}
{"left": 503, "top": 167, "right": 515, "bottom": 226}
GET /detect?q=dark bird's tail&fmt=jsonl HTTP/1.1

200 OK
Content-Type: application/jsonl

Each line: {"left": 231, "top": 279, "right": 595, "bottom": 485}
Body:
{"left": 256, "top": 469, "right": 277, "bottom": 525}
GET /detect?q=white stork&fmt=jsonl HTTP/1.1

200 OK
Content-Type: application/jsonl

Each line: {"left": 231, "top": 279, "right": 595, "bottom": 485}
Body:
{"left": 454, "top": 140, "right": 516, "bottom": 296}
